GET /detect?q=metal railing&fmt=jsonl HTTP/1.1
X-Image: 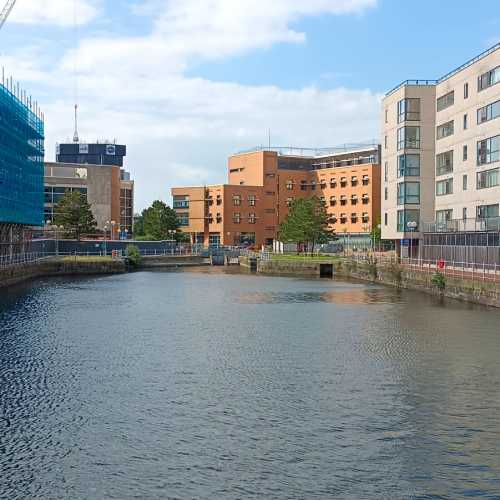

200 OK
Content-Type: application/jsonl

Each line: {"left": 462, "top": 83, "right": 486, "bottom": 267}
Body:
{"left": 422, "top": 217, "right": 500, "bottom": 233}
{"left": 0, "top": 252, "right": 48, "bottom": 268}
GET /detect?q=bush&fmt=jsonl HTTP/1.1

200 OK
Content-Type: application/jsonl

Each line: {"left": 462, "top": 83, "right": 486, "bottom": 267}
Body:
{"left": 126, "top": 245, "right": 142, "bottom": 268}
{"left": 386, "top": 259, "right": 403, "bottom": 287}
{"left": 431, "top": 271, "right": 446, "bottom": 291}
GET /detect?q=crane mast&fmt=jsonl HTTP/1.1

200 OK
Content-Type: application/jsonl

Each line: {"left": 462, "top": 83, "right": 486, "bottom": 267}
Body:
{"left": 0, "top": 0, "right": 16, "bottom": 31}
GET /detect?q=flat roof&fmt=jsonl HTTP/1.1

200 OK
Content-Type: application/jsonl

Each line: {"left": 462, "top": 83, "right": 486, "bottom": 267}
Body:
{"left": 233, "top": 143, "right": 379, "bottom": 158}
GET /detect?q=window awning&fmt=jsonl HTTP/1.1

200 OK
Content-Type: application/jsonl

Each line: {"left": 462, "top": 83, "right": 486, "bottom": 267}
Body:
{"left": 351, "top": 194, "right": 357, "bottom": 199}
{"left": 362, "top": 193, "right": 369, "bottom": 199}
{"left": 351, "top": 176, "right": 357, "bottom": 181}
{"left": 362, "top": 175, "right": 369, "bottom": 180}
{"left": 340, "top": 195, "right": 347, "bottom": 200}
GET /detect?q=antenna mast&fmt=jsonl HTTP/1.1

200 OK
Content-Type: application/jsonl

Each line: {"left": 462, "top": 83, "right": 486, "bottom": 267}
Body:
{"left": 72, "top": 0, "right": 79, "bottom": 143}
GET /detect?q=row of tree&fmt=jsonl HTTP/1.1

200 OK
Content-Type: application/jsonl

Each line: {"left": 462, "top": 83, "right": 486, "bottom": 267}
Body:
{"left": 52, "top": 193, "right": 184, "bottom": 241}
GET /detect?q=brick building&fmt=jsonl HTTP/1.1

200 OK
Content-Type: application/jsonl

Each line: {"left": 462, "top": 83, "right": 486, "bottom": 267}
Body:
{"left": 172, "top": 145, "right": 381, "bottom": 247}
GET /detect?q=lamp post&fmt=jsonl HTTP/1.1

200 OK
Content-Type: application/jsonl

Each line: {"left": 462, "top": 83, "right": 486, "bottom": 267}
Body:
{"left": 168, "top": 229, "right": 176, "bottom": 254}
{"left": 104, "top": 222, "right": 109, "bottom": 256}
{"left": 110, "top": 220, "right": 116, "bottom": 241}
{"left": 407, "top": 220, "right": 418, "bottom": 264}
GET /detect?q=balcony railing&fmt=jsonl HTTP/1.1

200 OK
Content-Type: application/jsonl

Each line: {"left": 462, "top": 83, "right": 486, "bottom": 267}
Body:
{"left": 423, "top": 217, "right": 500, "bottom": 233}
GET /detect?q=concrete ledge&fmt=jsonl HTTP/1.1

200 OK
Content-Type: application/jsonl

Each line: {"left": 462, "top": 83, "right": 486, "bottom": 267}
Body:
{"left": 0, "top": 258, "right": 126, "bottom": 289}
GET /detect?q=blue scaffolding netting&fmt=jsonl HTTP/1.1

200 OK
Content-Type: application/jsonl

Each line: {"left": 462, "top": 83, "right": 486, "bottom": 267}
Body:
{"left": 0, "top": 79, "right": 45, "bottom": 226}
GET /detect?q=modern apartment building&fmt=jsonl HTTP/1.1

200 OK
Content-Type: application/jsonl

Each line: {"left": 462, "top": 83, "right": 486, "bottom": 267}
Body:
{"left": 172, "top": 145, "right": 381, "bottom": 247}
{"left": 0, "top": 76, "right": 45, "bottom": 256}
{"left": 381, "top": 43, "right": 500, "bottom": 261}
{"left": 44, "top": 162, "right": 134, "bottom": 237}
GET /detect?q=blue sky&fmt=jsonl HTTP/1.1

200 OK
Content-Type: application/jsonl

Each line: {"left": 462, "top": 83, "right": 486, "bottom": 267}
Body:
{"left": 0, "top": 0, "right": 498, "bottom": 210}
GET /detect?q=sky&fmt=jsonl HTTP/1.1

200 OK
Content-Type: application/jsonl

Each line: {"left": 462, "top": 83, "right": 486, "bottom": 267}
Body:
{"left": 1, "top": 0, "right": 499, "bottom": 211}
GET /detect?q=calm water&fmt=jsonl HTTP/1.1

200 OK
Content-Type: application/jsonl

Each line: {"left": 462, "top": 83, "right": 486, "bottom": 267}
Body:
{"left": 1, "top": 269, "right": 500, "bottom": 500}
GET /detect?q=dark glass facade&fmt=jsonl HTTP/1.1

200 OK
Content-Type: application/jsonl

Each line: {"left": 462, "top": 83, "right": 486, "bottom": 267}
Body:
{"left": 56, "top": 143, "right": 126, "bottom": 167}
{"left": 0, "top": 83, "right": 45, "bottom": 225}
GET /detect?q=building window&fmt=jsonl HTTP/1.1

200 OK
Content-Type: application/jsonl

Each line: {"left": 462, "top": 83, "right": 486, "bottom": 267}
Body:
{"left": 329, "top": 196, "right": 336, "bottom": 207}
{"left": 464, "top": 82, "right": 469, "bottom": 99}
{"left": 310, "top": 181, "right": 316, "bottom": 191}
{"left": 208, "top": 213, "right": 213, "bottom": 224}
{"left": 362, "top": 194, "right": 369, "bottom": 204}
{"left": 384, "top": 162, "right": 388, "bottom": 181}
{"left": 340, "top": 196, "right": 347, "bottom": 206}
{"left": 384, "top": 135, "right": 387, "bottom": 149}
{"left": 248, "top": 195, "right": 256, "bottom": 206}
{"left": 477, "top": 100, "right": 500, "bottom": 124}
{"left": 436, "top": 178, "right": 453, "bottom": 196}
{"left": 385, "top": 109, "right": 388, "bottom": 123}
{"left": 463, "top": 145, "right": 468, "bottom": 161}
{"left": 340, "top": 213, "right": 347, "bottom": 224}
{"left": 477, "top": 135, "right": 500, "bottom": 165}
{"left": 362, "top": 213, "right": 369, "bottom": 223}
{"left": 330, "top": 178, "right": 337, "bottom": 188}
{"left": 384, "top": 213, "right": 388, "bottom": 226}
{"left": 300, "top": 180, "right": 307, "bottom": 191}
{"left": 173, "top": 195, "right": 189, "bottom": 209}
{"left": 384, "top": 187, "right": 388, "bottom": 201}
{"left": 351, "top": 213, "right": 358, "bottom": 223}
{"left": 463, "top": 207, "right": 467, "bottom": 220}
{"left": 397, "top": 154, "right": 420, "bottom": 177}
{"left": 319, "top": 196, "right": 326, "bottom": 206}
{"left": 216, "top": 195, "right": 222, "bottom": 205}
{"left": 436, "top": 91, "right": 454, "bottom": 112}
{"left": 177, "top": 212, "right": 189, "bottom": 226}
{"left": 286, "top": 197, "right": 294, "bottom": 207}
{"left": 340, "top": 177, "right": 348, "bottom": 188}
{"left": 478, "top": 66, "right": 500, "bottom": 91}
{"left": 463, "top": 114, "right": 468, "bottom": 130}
{"left": 397, "top": 182, "right": 420, "bottom": 204}
{"left": 463, "top": 174, "right": 468, "bottom": 191}
{"left": 351, "top": 194, "right": 358, "bottom": 205}
{"left": 436, "top": 120, "right": 454, "bottom": 140}
{"left": 285, "top": 180, "right": 294, "bottom": 190}
{"left": 216, "top": 213, "right": 222, "bottom": 223}
{"left": 397, "top": 126, "right": 420, "bottom": 150}
{"left": 319, "top": 179, "right": 327, "bottom": 189}
{"left": 232, "top": 212, "right": 241, "bottom": 223}
{"left": 362, "top": 175, "right": 369, "bottom": 186}
{"left": 232, "top": 195, "right": 241, "bottom": 206}
{"left": 248, "top": 213, "right": 257, "bottom": 224}
{"left": 477, "top": 168, "right": 499, "bottom": 189}
{"left": 477, "top": 204, "right": 499, "bottom": 219}
{"left": 397, "top": 97, "right": 420, "bottom": 122}
{"left": 351, "top": 176, "right": 358, "bottom": 186}
{"left": 436, "top": 209, "right": 453, "bottom": 224}
{"left": 397, "top": 209, "right": 419, "bottom": 232}
{"left": 436, "top": 150, "right": 453, "bottom": 176}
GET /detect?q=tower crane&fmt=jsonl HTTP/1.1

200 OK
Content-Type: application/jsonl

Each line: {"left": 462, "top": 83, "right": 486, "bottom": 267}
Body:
{"left": 0, "top": 0, "right": 16, "bottom": 31}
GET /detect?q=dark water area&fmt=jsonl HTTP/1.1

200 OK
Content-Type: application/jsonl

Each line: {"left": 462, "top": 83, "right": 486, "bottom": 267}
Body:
{"left": 1, "top": 268, "right": 500, "bottom": 499}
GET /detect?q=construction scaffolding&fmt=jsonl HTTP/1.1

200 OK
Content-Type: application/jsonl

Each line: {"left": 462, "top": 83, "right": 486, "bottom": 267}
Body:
{"left": 0, "top": 73, "right": 45, "bottom": 228}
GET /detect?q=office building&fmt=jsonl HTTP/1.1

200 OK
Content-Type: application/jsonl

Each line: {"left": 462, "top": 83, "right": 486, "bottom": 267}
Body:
{"left": 44, "top": 162, "right": 134, "bottom": 236}
{"left": 381, "top": 43, "right": 500, "bottom": 261}
{"left": 0, "top": 76, "right": 45, "bottom": 256}
{"left": 56, "top": 142, "right": 126, "bottom": 167}
{"left": 172, "top": 145, "right": 381, "bottom": 247}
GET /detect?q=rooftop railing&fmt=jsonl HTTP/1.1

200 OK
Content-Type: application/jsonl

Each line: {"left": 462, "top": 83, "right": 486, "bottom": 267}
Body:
{"left": 385, "top": 42, "right": 500, "bottom": 97}
{"left": 235, "top": 142, "right": 379, "bottom": 158}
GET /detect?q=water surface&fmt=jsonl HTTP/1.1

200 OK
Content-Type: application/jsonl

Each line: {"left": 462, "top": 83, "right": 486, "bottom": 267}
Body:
{"left": 1, "top": 269, "right": 500, "bottom": 499}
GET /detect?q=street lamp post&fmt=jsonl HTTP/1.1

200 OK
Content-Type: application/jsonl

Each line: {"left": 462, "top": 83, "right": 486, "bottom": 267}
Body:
{"left": 407, "top": 220, "right": 418, "bottom": 265}
{"left": 104, "top": 222, "right": 109, "bottom": 256}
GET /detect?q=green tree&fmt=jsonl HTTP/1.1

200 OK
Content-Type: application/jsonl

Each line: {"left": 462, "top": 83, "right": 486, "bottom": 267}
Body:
{"left": 371, "top": 218, "right": 382, "bottom": 247}
{"left": 138, "top": 200, "right": 180, "bottom": 241}
{"left": 53, "top": 191, "right": 97, "bottom": 240}
{"left": 278, "top": 197, "right": 334, "bottom": 254}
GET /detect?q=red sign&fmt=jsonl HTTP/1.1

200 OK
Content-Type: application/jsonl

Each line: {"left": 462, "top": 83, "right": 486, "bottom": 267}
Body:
{"left": 438, "top": 259, "right": 445, "bottom": 269}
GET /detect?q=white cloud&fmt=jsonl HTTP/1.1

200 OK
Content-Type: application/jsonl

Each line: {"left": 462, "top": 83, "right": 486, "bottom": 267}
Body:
{"left": 8, "top": 0, "right": 100, "bottom": 26}
{"left": 7, "top": 0, "right": 381, "bottom": 211}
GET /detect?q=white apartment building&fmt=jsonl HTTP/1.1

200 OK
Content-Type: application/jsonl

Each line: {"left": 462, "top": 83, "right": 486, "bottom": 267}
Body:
{"left": 381, "top": 43, "right": 500, "bottom": 259}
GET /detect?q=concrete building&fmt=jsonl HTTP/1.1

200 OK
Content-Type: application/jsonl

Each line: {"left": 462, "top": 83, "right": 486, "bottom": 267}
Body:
{"left": 381, "top": 43, "right": 500, "bottom": 260}
{"left": 172, "top": 145, "right": 381, "bottom": 247}
{"left": 44, "top": 162, "right": 134, "bottom": 237}
{"left": 0, "top": 76, "right": 45, "bottom": 257}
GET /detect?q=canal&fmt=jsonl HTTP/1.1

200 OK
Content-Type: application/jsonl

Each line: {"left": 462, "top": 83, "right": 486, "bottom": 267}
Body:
{"left": 1, "top": 269, "right": 500, "bottom": 499}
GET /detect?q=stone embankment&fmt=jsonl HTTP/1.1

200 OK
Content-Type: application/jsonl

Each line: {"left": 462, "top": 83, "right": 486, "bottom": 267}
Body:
{"left": 241, "top": 255, "right": 500, "bottom": 308}
{"left": 139, "top": 255, "right": 210, "bottom": 268}
{"left": 0, "top": 258, "right": 126, "bottom": 289}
